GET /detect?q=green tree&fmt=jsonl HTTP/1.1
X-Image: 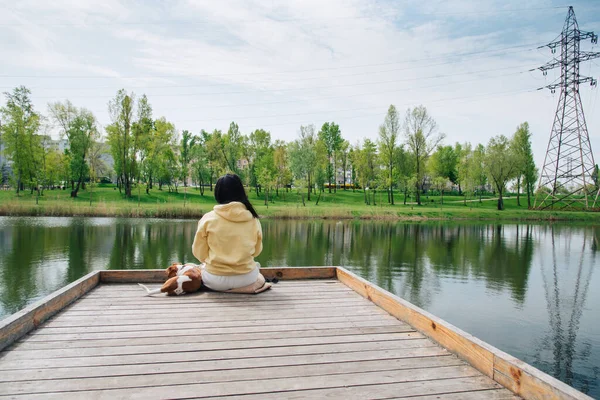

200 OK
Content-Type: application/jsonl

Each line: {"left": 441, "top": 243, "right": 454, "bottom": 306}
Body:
{"left": 223, "top": 122, "right": 243, "bottom": 173}
{"left": 289, "top": 124, "right": 318, "bottom": 202}
{"left": 248, "top": 128, "right": 272, "bottom": 195}
{"left": 404, "top": 105, "right": 445, "bottom": 205}
{"left": 429, "top": 145, "right": 457, "bottom": 190}
{"left": 378, "top": 105, "right": 400, "bottom": 204}
{"left": 355, "top": 138, "right": 378, "bottom": 205}
{"left": 179, "top": 130, "right": 194, "bottom": 187}
{"left": 106, "top": 90, "right": 135, "bottom": 197}
{"left": 338, "top": 139, "right": 350, "bottom": 190}
{"left": 457, "top": 142, "right": 473, "bottom": 204}
{"left": 485, "top": 135, "right": 517, "bottom": 210}
{"left": 318, "top": 121, "right": 343, "bottom": 193}
{"left": 49, "top": 101, "right": 98, "bottom": 198}
{"left": 0, "top": 86, "right": 41, "bottom": 194}
{"left": 273, "top": 139, "right": 291, "bottom": 197}
{"left": 511, "top": 122, "right": 538, "bottom": 208}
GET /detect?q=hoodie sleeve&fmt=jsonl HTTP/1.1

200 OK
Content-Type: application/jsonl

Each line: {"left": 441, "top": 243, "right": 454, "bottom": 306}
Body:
{"left": 253, "top": 219, "right": 263, "bottom": 257}
{"left": 192, "top": 218, "right": 209, "bottom": 263}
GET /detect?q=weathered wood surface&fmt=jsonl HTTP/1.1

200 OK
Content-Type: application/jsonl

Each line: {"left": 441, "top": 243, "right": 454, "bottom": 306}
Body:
{"left": 336, "top": 267, "right": 593, "bottom": 400}
{"left": 0, "top": 270, "right": 99, "bottom": 352}
{"left": 0, "top": 279, "right": 515, "bottom": 400}
{"left": 99, "top": 266, "right": 337, "bottom": 283}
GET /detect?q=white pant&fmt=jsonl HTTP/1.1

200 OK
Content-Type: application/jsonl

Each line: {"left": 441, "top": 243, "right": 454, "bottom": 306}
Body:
{"left": 201, "top": 264, "right": 259, "bottom": 291}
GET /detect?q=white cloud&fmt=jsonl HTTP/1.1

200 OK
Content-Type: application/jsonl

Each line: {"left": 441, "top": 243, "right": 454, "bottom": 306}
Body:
{"left": 0, "top": 0, "right": 598, "bottom": 169}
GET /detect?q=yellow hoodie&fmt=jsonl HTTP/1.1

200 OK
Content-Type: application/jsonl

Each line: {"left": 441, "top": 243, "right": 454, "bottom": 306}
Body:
{"left": 192, "top": 202, "right": 263, "bottom": 276}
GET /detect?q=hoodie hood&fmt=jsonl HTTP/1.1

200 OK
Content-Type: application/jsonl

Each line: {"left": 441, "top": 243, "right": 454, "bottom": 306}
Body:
{"left": 213, "top": 202, "right": 254, "bottom": 222}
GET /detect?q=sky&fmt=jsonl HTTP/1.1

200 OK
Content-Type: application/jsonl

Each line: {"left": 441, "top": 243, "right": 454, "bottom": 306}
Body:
{"left": 0, "top": 0, "right": 599, "bottom": 169}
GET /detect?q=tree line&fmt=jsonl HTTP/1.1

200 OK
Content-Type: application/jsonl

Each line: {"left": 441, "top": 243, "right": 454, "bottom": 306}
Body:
{"left": 0, "top": 86, "right": 541, "bottom": 210}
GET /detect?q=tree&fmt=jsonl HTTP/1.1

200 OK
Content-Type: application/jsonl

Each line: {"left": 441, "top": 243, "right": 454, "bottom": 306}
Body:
{"left": 273, "top": 140, "right": 291, "bottom": 197}
{"left": 179, "top": 130, "right": 194, "bottom": 187}
{"left": 0, "top": 86, "right": 41, "bottom": 195}
{"left": 106, "top": 90, "right": 135, "bottom": 197}
{"left": 593, "top": 164, "right": 599, "bottom": 191}
{"left": 338, "top": 140, "right": 350, "bottom": 190}
{"left": 190, "top": 133, "right": 209, "bottom": 196}
{"left": 87, "top": 139, "right": 108, "bottom": 206}
{"left": 404, "top": 105, "right": 445, "bottom": 205}
{"left": 318, "top": 121, "right": 342, "bottom": 193}
{"left": 511, "top": 122, "right": 538, "bottom": 208}
{"left": 485, "top": 135, "right": 517, "bottom": 210}
{"left": 289, "top": 124, "right": 318, "bottom": 202}
{"left": 49, "top": 101, "right": 98, "bottom": 198}
{"left": 355, "top": 139, "right": 378, "bottom": 205}
{"left": 429, "top": 145, "right": 457, "bottom": 191}
{"left": 471, "top": 144, "right": 487, "bottom": 202}
{"left": 248, "top": 128, "right": 272, "bottom": 195}
{"left": 378, "top": 105, "right": 400, "bottom": 204}
{"left": 456, "top": 142, "right": 473, "bottom": 204}
{"left": 223, "top": 122, "right": 243, "bottom": 173}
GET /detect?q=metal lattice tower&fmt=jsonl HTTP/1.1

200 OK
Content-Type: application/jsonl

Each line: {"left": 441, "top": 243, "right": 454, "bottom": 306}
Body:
{"left": 534, "top": 6, "right": 600, "bottom": 210}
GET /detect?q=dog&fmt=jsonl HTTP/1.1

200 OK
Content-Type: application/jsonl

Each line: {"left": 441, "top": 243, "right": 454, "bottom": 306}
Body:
{"left": 138, "top": 263, "right": 204, "bottom": 296}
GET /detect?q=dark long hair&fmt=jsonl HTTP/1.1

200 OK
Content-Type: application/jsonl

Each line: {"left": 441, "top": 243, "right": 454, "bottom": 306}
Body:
{"left": 214, "top": 174, "right": 259, "bottom": 218}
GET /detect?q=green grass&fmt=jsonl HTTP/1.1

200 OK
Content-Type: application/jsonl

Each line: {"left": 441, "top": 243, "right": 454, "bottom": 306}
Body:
{"left": 0, "top": 185, "right": 599, "bottom": 222}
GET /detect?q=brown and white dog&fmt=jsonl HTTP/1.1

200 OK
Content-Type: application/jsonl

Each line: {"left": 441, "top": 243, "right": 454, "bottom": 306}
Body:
{"left": 138, "top": 263, "right": 204, "bottom": 296}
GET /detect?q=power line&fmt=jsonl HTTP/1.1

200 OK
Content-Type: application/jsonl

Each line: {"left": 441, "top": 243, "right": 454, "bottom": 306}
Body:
{"left": 0, "top": 6, "right": 569, "bottom": 27}
{"left": 1, "top": 46, "right": 542, "bottom": 91}
{"left": 0, "top": 42, "right": 545, "bottom": 80}
{"left": 28, "top": 64, "right": 536, "bottom": 100}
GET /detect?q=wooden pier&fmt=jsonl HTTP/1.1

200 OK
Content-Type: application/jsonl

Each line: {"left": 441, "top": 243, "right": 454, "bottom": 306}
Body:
{"left": 0, "top": 267, "right": 592, "bottom": 399}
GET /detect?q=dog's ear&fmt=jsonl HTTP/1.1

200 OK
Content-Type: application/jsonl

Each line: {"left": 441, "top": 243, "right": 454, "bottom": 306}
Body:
{"left": 166, "top": 264, "right": 179, "bottom": 278}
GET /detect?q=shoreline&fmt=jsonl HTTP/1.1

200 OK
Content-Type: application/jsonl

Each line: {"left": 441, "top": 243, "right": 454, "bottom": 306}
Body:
{"left": 1, "top": 202, "right": 599, "bottom": 223}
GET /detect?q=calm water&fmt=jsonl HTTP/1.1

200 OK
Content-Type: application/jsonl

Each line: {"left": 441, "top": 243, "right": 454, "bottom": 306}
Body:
{"left": 0, "top": 217, "right": 598, "bottom": 397}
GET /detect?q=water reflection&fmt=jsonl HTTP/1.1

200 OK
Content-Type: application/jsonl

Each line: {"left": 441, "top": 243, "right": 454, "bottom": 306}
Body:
{"left": 534, "top": 227, "right": 598, "bottom": 393}
{"left": 0, "top": 217, "right": 597, "bottom": 396}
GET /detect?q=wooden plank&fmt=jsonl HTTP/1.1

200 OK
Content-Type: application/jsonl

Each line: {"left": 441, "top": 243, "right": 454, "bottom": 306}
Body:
{"left": 0, "top": 271, "right": 100, "bottom": 352}
{"left": 13, "top": 326, "right": 415, "bottom": 350}
{"left": 196, "top": 376, "right": 504, "bottom": 400}
{"left": 80, "top": 287, "right": 353, "bottom": 300}
{"left": 0, "top": 338, "right": 439, "bottom": 370}
{"left": 0, "top": 365, "right": 485, "bottom": 399}
{"left": 80, "top": 286, "right": 353, "bottom": 298}
{"left": 99, "top": 267, "right": 336, "bottom": 283}
{"left": 493, "top": 352, "right": 593, "bottom": 400}
{"left": 1, "top": 332, "right": 422, "bottom": 361}
{"left": 1, "top": 356, "right": 465, "bottom": 395}
{"left": 336, "top": 267, "right": 591, "bottom": 400}
{"left": 35, "top": 310, "right": 392, "bottom": 329}
{"left": 94, "top": 280, "right": 343, "bottom": 291}
{"left": 64, "top": 295, "right": 366, "bottom": 311}
{"left": 337, "top": 267, "right": 495, "bottom": 376}
{"left": 37, "top": 310, "right": 393, "bottom": 331}
{"left": 22, "top": 319, "right": 404, "bottom": 341}
{"left": 395, "top": 389, "right": 520, "bottom": 399}
{"left": 0, "top": 347, "right": 452, "bottom": 382}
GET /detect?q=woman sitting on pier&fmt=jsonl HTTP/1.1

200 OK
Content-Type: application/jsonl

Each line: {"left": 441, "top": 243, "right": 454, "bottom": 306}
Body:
{"left": 192, "top": 173, "right": 270, "bottom": 293}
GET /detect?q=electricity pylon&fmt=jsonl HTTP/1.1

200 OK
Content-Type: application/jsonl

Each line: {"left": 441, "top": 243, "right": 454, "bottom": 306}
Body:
{"left": 534, "top": 6, "right": 600, "bottom": 210}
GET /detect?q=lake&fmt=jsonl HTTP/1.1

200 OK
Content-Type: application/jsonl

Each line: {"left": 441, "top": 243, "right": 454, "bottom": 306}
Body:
{"left": 0, "top": 217, "right": 598, "bottom": 397}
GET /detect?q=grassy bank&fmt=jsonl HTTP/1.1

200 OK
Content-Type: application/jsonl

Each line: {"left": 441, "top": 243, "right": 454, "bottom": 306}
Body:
{"left": 1, "top": 184, "right": 599, "bottom": 222}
